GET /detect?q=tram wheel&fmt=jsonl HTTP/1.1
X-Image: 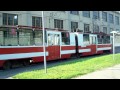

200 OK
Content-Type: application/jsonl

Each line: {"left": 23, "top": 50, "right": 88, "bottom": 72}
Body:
{"left": 23, "top": 60, "right": 30, "bottom": 66}
{"left": 3, "top": 61, "right": 12, "bottom": 70}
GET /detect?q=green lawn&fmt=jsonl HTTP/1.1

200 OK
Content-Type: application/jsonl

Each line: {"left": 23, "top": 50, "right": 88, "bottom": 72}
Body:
{"left": 13, "top": 54, "right": 120, "bottom": 79}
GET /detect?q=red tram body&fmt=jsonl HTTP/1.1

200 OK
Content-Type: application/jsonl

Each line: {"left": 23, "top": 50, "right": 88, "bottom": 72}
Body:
{"left": 0, "top": 25, "right": 112, "bottom": 69}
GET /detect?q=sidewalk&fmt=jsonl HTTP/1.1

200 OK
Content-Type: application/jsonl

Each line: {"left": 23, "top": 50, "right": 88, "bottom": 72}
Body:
{"left": 73, "top": 64, "right": 120, "bottom": 79}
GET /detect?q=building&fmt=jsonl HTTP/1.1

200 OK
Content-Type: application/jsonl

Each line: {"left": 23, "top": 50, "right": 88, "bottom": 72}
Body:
{"left": 0, "top": 11, "right": 120, "bottom": 46}
{"left": 0, "top": 11, "right": 120, "bottom": 34}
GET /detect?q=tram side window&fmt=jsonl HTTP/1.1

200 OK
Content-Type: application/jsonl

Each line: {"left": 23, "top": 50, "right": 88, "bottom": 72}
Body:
{"left": 34, "top": 30, "right": 43, "bottom": 46}
{"left": 61, "top": 32, "right": 70, "bottom": 45}
{"left": 0, "top": 30, "right": 3, "bottom": 46}
{"left": 4, "top": 28, "right": 18, "bottom": 46}
{"left": 97, "top": 35, "right": 102, "bottom": 44}
{"left": 83, "top": 34, "right": 90, "bottom": 45}
{"left": 103, "top": 36, "right": 110, "bottom": 44}
{"left": 19, "top": 29, "right": 33, "bottom": 46}
{"left": 107, "top": 36, "right": 110, "bottom": 44}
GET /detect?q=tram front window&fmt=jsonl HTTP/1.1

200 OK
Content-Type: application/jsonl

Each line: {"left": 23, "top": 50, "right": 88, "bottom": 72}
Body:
{"left": 3, "top": 28, "right": 18, "bottom": 46}
{"left": 19, "top": 29, "right": 33, "bottom": 46}
{"left": 0, "top": 30, "right": 4, "bottom": 46}
{"left": 34, "top": 30, "right": 43, "bottom": 46}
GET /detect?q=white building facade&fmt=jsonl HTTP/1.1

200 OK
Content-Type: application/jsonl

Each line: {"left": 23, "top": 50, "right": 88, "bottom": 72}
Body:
{"left": 0, "top": 11, "right": 120, "bottom": 46}
{"left": 0, "top": 11, "right": 120, "bottom": 34}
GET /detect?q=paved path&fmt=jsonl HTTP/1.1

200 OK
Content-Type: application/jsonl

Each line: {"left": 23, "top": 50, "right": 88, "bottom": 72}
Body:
{"left": 73, "top": 64, "right": 120, "bottom": 79}
{"left": 72, "top": 46, "right": 120, "bottom": 79}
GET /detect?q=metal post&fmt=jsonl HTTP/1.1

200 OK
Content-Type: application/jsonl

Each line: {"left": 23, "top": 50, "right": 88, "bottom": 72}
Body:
{"left": 111, "top": 31, "right": 118, "bottom": 60}
{"left": 113, "top": 32, "right": 115, "bottom": 60}
{"left": 42, "top": 11, "right": 47, "bottom": 73}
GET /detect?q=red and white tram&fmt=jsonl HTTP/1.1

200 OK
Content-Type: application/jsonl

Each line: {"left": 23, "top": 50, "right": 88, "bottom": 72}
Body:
{"left": 0, "top": 25, "right": 112, "bottom": 69}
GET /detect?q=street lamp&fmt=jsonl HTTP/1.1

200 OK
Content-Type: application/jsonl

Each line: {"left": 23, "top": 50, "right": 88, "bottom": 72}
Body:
{"left": 110, "top": 31, "right": 119, "bottom": 60}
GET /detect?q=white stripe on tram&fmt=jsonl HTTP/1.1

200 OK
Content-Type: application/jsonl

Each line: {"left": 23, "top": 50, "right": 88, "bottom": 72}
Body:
{"left": 61, "top": 50, "right": 76, "bottom": 54}
{"left": 97, "top": 47, "right": 112, "bottom": 51}
{"left": 0, "top": 52, "right": 48, "bottom": 60}
{"left": 79, "top": 49, "right": 91, "bottom": 53}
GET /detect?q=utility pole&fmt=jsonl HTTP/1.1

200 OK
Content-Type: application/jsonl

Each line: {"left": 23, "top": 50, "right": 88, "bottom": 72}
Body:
{"left": 42, "top": 11, "right": 47, "bottom": 73}
{"left": 113, "top": 32, "right": 115, "bottom": 60}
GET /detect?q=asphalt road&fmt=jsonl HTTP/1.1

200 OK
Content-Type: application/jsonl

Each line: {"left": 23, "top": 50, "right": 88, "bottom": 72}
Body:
{"left": 0, "top": 63, "right": 44, "bottom": 79}
{"left": 0, "top": 46, "right": 120, "bottom": 79}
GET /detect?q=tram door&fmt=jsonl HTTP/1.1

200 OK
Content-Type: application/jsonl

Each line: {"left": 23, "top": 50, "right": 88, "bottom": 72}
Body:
{"left": 47, "top": 31, "right": 61, "bottom": 60}
{"left": 90, "top": 35, "right": 97, "bottom": 54}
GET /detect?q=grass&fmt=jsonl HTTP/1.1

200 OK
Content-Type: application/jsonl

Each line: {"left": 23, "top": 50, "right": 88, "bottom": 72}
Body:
{"left": 13, "top": 54, "right": 120, "bottom": 79}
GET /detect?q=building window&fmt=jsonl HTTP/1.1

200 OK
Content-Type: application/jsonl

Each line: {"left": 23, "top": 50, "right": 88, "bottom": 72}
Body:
{"left": 71, "top": 21, "right": 78, "bottom": 31}
{"left": 110, "top": 28, "right": 113, "bottom": 34}
{"left": 3, "top": 13, "right": 18, "bottom": 25}
{"left": 103, "top": 27, "right": 107, "bottom": 34}
{"left": 93, "top": 11, "right": 99, "bottom": 19}
{"left": 83, "top": 11, "right": 90, "bottom": 18}
{"left": 115, "top": 16, "right": 119, "bottom": 25}
{"left": 109, "top": 14, "right": 114, "bottom": 23}
{"left": 54, "top": 19, "right": 63, "bottom": 29}
{"left": 102, "top": 12, "right": 107, "bottom": 22}
{"left": 93, "top": 25, "right": 99, "bottom": 33}
{"left": 70, "top": 11, "right": 79, "bottom": 15}
{"left": 84, "top": 24, "right": 90, "bottom": 33}
{"left": 32, "top": 16, "right": 42, "bottom": 27}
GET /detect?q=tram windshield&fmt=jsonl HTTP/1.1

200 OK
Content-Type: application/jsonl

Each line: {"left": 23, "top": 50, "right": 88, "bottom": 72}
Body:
{"left": 0, "top": 27, "right": 43, "bottom": 46}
